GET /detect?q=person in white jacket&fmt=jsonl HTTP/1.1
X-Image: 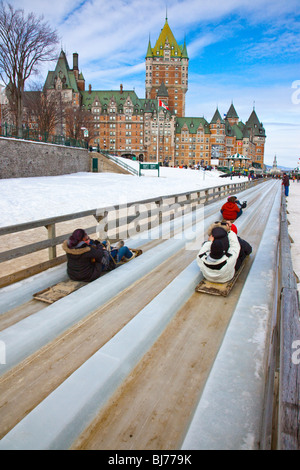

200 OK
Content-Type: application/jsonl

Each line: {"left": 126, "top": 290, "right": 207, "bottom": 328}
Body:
{"left": 197, "top": 226, "right": 241, "bottom": 283}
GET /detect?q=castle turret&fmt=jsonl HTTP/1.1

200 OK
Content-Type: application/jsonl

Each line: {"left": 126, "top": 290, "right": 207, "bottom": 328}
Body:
{"left": 145, "top": 18, "right": 188, "bottom": 116}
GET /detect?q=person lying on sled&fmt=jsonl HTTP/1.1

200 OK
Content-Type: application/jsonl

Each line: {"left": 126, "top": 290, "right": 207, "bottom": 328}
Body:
{"left": 62, "top": 229, "right": 134, "bottom": 282}
{"left": 220, "top": 196, "right": 247, "bottom": 221}
{"left": 95, "top": 239, "right": 134, "bottom": 264}
{"left": 206, "top": 222, "right": 252, "bottom": 274}
{"left": 197, "top": 225, "right": 251, "bottom": 283}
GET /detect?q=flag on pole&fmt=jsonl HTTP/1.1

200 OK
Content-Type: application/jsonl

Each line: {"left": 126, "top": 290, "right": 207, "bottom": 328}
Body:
{"left": 158, "top": 99, "right": 169, "bottom": 111}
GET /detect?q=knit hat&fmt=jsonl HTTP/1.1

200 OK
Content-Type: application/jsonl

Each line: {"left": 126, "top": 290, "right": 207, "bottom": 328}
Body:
{"left": 68, "top": 228, "right": 86, "bottom": 248}
{"left": 211, "top": 226, "right": 228, "bottom": 240}
{"left": 207, "top": 221, "right": 230, "bottom": 236}
{"left": 210, "top": 227, "right": 229, "bottom": 259}
{"left": 227, "top": 196, "right": 237, "bottom": 203}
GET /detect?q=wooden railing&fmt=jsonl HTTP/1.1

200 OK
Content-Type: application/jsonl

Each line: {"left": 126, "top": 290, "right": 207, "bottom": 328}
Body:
{"left": 0, "top": 180, "right": 257, "bottom": 288}
{"left": 277, "top": 194, "right": 300, "bottom": 449}
{"left": 102, "top": 153, "right": 139, "bottom": 176}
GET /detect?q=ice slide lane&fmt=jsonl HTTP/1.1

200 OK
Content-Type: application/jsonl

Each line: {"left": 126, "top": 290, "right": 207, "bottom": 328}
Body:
{"left": 2, "top": 179, "right": 278, "bottom": 448}
{"left": 181, "top": 183, "right": 281, "bottom": 450}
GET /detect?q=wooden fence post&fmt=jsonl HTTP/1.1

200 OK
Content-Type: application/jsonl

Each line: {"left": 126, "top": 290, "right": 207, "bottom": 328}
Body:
{"left": 45, "top": 224, "right": 56, "bottom": 260}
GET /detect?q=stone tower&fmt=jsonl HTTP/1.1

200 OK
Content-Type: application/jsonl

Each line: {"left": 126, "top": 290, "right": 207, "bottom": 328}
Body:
{"left": 145, "top": 18, "right": 189, "bottom": 117}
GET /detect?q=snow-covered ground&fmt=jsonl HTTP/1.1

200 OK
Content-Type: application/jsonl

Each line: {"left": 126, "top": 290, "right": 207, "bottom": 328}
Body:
{"left": 0, "top": 163, "right": 247, "bottom": 227}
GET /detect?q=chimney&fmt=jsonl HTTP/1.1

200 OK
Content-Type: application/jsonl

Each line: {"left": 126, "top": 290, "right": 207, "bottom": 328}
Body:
{"left": 120, "top": 84, "right": 123, "bottom": 94}
{"left": 89, "top": 84, "right": 92, "bottom": 94}
{"left": 73, "top": 52, "right": 78, "bottom": 71}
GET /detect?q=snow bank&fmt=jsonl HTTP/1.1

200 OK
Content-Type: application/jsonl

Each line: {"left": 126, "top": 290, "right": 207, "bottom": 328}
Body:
{"left": 0, "top": 164, "right": 247, "bottom": 227}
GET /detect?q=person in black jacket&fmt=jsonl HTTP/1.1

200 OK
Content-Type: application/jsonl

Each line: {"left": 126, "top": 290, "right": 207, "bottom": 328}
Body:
{"left": 282, "top": 173, "right": 290, "bottom": 197}
{"left": 62, "top": 228, "right": 108, "bottom": 282}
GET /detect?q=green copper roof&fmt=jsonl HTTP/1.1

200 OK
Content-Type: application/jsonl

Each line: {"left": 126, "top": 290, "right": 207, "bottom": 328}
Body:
{"left": 146, "top": 38, "right": 153, "bottom": 58}
{"left": 147, "top": 19, "right": 188, "bottom": 58}
{"left": 226, "top": 103, "right": 239, "bottom": 119}
{"left": 157, "top": 81, "right": 168, "bottom": 97}
{"left": 181, "top": 38, "right": 188, "bottom": 59}
{"left": 246, "top": 109, "right": 266, "bottom": 137}
{"left": 210, "top": 108, "right": 224, "bottom": 124}
{"left": 176, "top": 117, "right": 210, "bottom": 134}
{"left": 81, "top": 89, "right": 145, "bottom": 110}
{"left": 231, "top": 123, "right": 244, "bottom": 140}
{"left": 43, "top": 50, "right": 78, "bottom": 92}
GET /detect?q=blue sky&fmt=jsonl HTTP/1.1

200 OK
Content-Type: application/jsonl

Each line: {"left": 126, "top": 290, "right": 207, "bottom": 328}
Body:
{"left": 9, "top": 0, "right": 300, "bottom": 168}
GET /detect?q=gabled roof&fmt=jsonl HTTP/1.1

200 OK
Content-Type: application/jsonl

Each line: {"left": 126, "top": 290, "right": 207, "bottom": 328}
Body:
{"left": 231, "top": 123, "right": 244, "bottom": 140}
{"left": 43, "top": 50, "right": 78, "bottom": 92}
{"left": 142, "top": 98, "right": 157, "bottom": 113}
{"left": 176, "top": 117, "right": 210, "bottom": 134}
{"left": 157, "top": 81, "right": 168, "bottom": 97}
{"left": 225, "top": 120, "right": 250, "bottom": 140}
{"left": 81, "top": 89, "right": 145, "bottom": 111}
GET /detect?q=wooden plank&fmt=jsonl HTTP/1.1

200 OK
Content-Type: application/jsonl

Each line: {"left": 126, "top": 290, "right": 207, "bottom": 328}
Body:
{"left": 0, "top": 209, "right": 99, "bottom": 236}
{"left": 195, "top": 260, "right": 246, "bottom": 297}
{"left": 0, "top": 226, "right": 98, "bottom": 263}
{"left": 33, "top": 280, "right": 87, "bottom": 304}
{"left": 0, "top": 255, "right": 67, "bottom": 289}
{"left": 278, "top": 288, "right": 300, "bottom": 450}
{"left": 46, "top": 224, "right": 57, "bottom": 260}
{"left": 32, "top": 249, "right": 142, "bottom": 304}
{"left": 278, "top": 193, "right": 300, "bottom": 450}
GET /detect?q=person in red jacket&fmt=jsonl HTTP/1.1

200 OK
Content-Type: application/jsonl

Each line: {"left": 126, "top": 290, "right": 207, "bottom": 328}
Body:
{"left": 221, "top": 196, "right": 243, "bottom": 220}
{"left": 223, "top": 219, "right": 238, "bottom": 234}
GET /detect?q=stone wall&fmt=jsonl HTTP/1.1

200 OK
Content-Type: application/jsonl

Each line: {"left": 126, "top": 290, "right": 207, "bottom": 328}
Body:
{"left": 0, "top": 137, "right": 90, "bottom": 179}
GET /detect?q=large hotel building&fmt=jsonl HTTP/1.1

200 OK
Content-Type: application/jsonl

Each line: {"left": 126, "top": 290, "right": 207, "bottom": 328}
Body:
{"left": 26, "top": 18, "right": 266, "bottom": 168}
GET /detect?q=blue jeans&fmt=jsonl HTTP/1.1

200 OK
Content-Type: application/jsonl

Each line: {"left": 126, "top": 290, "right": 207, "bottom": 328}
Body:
{"left": 111, "top": 246, "right": 133, "bottom": 262}
{"left": 284, "top": 185, "right": 289, "bottom": 196}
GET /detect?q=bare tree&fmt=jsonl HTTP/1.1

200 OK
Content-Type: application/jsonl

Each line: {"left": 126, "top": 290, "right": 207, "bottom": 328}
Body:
{"left": 24, "top": 86, "right": 62, "bottom": 137}
{"left": 64, "top": 106, "right": 94, "bottom": 145}
{"left": 0, "top": 2, "right": 59, "bottom": 137}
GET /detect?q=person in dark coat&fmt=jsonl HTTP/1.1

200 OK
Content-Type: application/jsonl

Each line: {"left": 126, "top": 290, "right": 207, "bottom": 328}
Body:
{"left": 62, "top": 228, "right": 107, "bottom": 282}
{"left": 282, "top": 173, "right": 290, "bottom": 196}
